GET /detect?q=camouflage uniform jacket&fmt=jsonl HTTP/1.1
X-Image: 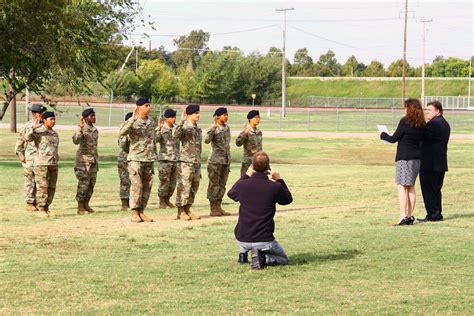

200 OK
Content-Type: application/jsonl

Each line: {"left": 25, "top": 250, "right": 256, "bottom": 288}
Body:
{"left": 119, "top": 116, "right": 157, "bottom": 162}
{"left": 117, "top": 122, "right": 130, "bottom": 164}
{"left": 72, "top": 123, "right": 99, "bottom": 166}
{"left": 235, "top": 125, "right": 263, "bottom": 163}
{"left": 173, "top": 120, "right": 202, "bottom": 164}
{"left": 156, "top": 123, "right": 179, "bottom": 161}
{"left": 205, "top": 124, "right": 231, "bottom": 165}
{"left": 25, "top": 125, "right": 59, "bottom": 166}
{"left": 15, "top": 119, "right": 37, "bottom": 163}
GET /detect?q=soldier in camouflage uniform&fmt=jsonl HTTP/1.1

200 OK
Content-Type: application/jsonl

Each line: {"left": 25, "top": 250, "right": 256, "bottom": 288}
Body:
{"left": 173, "top": 104, "right": 202, "bottom": 220}
{"left": 25, "top": 111, "right": 59, "bottom": 217}
{"left": 236, "top": 110, "right": 263, "bottom": 176}
{"left": 205, "top": 107, "right": 231, "bottom": 216}
{"left": 72, "top": 108, "right": 99, "bottom": 215}
{"left": 118, "top": 112, "right": 132, "bottom": 211}
{"left": 156, "top": 109, "right": 179, "bottom": 209}
{"left": 119, "top": 98, "right": 157, "bottom": 223}
{"left": 15, "top": 103, "right": 47, "bottom": 212}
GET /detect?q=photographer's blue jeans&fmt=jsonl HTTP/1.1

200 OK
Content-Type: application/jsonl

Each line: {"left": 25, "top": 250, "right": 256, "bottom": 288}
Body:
{"left": 237, "top": 240, "right": 289, "bottom": 266}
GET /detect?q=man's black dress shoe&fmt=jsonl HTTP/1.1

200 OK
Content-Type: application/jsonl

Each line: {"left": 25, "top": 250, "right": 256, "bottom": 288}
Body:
{"left": 238, "top": 252, "right": 248, "bottom": 264}
{"left": 418, "top": 216, "right": 443, "bottom": 222}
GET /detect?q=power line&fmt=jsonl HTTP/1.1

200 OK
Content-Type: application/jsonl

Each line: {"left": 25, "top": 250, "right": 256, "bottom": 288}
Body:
{"left": 289, "top": 25, "right": 360, "bottom": 50}
{"left": 128, "top": 25, "right": 277, "bottom": 38}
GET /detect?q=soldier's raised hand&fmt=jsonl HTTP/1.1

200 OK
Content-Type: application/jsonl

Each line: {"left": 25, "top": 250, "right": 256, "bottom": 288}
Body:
{"left": 212, "top": 116, "right": 219, "bottom": 128}
{"left": 79, "top": 117, "right": 84, "bottom": 129}
{"left": 242, "top": 123, "right": 249, "bottom": 136}
{"left": 33, "top": 118, "right": 42, "bottom": 129}
{"left": 158, "top": 116, "right": 163, "bottom": 129}
{"left": 132, "top": 107, "right": 139, "bottom": 120}
{"left": 181, "top": 110, "right": 187, "bottom": 122}
{"left": 19, "top": 153, "right": 26, "bottom": 163}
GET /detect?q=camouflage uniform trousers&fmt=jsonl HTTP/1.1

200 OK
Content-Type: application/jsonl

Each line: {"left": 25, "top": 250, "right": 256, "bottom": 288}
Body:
{"left": 128, "top": 161, "right": 154, "bottom": 210}
{"left": 74, "top": 163, "right": 98, "bottom": 202}
{"left": 176, "top": 162, "right": 201, "bottom": 207}
{"left": 22, "top": 161, "right": 37, "bottom": 204}
{"left": 240, "top": 160, "right": 252, "bottom": 176}
{"left": 207, "top": 163, "right": 230, "bottom": 202}
{"left": 118, "top": 160, "right": 130, "bottom": 200}
{"left": 34, "top": 165, "right": 58, "bottom": 208}
{"left": 158, "top": 161, "right": 177, "bottom": 198}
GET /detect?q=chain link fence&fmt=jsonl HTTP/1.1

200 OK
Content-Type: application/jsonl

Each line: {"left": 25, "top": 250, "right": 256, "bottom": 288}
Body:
{"left": 4, "top": 100, "right": 474, "bottom": 133}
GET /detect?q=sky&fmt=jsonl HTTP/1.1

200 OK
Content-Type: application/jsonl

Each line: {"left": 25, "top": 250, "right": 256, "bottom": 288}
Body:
{"left": 128, "top": 0, "right": 473, "bottom": 67}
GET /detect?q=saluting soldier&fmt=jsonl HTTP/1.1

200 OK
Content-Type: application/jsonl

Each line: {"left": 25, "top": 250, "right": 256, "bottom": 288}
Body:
{"left": 205, "top": 107, "right": 231, "bottom": 216}
{"left": 119, "top": 98, "right": 157, "bottom": 223}
{"left": 174, "top": 104, "right": 202, "bottom": 220}
{"left": 157, "top": 109, "right": 179, "bottom": 209}
{"left": 117, "top": 112, "right": 132, "bottom": 211}
{"left": 72, "top": 108, "right": 99, "bottom": 215}
{"left": 25, "top": 111, "right": 59, "bottom": 217}
{"left": 235, "top": 110, "right": 263, "bottom": 176}
{"left": 15, "top": 103, "right": 47, "bottom": 212}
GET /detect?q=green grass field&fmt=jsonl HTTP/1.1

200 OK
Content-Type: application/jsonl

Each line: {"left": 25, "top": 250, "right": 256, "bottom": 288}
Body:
{"left": 0, "top": 130, "right": 473, "bottom": 314}
{"left": 287, "top": 78, "right": 470, "bottom": 98}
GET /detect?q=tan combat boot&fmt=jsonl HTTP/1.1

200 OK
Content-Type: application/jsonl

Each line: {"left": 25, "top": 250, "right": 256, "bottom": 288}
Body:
{"left": 121, "top": 199, "right": 129, "bottom": 211}
{"left": 130, "top": 208, "right": 143, "bottom": 223}
{"left": 165, "top": 196, "right": 175, "bottom": 208}
{"left": 77, "top": 201, "right": 88, "bottom": 215}
{"left": 26, "top": 203, "right": 37, "bottom": 212}
{"left": 84, "top": 199, "right": 96, "bottom": 214}
{"left": 209, "top": 201, "right": 222, "bottom": 217}
{"left": 185, "top": 204, "right": 201, "bottom": 220}
{"left": 37, "top": 206, "right": 50, "bottom": 217}
{"left": 177, "top": 206, "right": 191, "bottom": 220}
{"left": 217, "top": 200, "right": 231, "bottom": 216}
{"left": 159, "top": 197, "right": 168, "bottom": 209}
{"left": 139, "top": 209, "right": 154, "bottom": 222}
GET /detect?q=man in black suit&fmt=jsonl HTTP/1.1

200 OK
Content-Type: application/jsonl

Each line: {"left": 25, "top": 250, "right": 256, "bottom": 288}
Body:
{"left": 418, "top": 101, "right": 451, "bottom": 222}
{"left": 227, "top": 151, "right": 293, "bottom": 270}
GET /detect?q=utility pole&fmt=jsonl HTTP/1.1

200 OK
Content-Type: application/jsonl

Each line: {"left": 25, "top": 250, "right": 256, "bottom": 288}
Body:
{"left": 420, "top": 19, "right": 432, "bottom": 104}
{"left": 276, "top": 7, "right": 294, "bottom": 117}
{"left": 402, "top": 0, "right": 409, "bottom": 103}
{"left": 468, "top": 56, "right": 472, "bottom": 108}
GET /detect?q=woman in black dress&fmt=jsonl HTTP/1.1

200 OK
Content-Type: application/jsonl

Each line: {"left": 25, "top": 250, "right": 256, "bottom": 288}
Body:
{"left": 380, "top": 99, "right": 425, "bottom": 225}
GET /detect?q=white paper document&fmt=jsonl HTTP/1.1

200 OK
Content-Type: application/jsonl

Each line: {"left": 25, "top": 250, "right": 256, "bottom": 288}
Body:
{"left": 377, "top": 125, "right": 389, "bottom": 143}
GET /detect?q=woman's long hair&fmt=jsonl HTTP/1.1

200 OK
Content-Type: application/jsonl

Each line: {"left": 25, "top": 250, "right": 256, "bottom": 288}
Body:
{"left": 404, "top": 98, "right": 426, "bottom": 128}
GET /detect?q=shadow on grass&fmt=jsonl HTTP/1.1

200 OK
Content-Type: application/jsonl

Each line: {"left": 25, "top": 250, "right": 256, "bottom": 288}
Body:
{"left": 290, "top": 249, "right": 362, "bottom": 266}
{"left": 444, "top": 212, "right": 474, "bottom": 221}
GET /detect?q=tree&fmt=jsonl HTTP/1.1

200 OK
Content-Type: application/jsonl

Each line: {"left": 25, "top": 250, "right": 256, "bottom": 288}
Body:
{"left": 363, "top": 60, "right": 386, "bottom": 77}
{"left": 0, "top": 0, "right": 140, "bottom": 129}
{"left": 171, "top": 30, "right": 210, "bottom": 70}
{"left": 104, "top": 70, "right": 139, "bottom": 100}
{"left": 387, "top": 59, "right": 415, "bottom": 77}
{"left": 137, "top": 60, "right": 177, "bottom": 102}
{"left": 293, "top": 48, "right": 314, "bottom": 76}
{"left": 313, "top": 50, "right": 341, "bottom": 76}
{"left": 342, "top": 55, "right": 366, "bottom": 77}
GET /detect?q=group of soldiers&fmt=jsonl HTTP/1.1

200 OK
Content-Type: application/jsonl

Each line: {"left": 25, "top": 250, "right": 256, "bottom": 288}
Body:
{"left": 15, "top": 98, "right": 263, "bottom": 222}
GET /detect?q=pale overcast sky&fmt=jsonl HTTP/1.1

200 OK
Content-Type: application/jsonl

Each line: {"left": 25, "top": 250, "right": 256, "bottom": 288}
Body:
{"left": 129, "top": 0, "right": 473, "bottom": 66}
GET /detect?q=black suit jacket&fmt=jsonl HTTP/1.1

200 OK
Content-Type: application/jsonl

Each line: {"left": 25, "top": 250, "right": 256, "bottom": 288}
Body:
{"left": 227, "top": 172, "right": 293, "bottom": 242}
{"left": 420, "top": 115, "right": 450, "bottom": 172}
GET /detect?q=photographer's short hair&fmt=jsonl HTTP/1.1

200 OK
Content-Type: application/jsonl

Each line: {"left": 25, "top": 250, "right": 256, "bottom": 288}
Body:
{"left": 427, "top": 100, "right": 443, "bottom": 115}
{"left": 252, "top": 151, "right": 270, "bottom": 172}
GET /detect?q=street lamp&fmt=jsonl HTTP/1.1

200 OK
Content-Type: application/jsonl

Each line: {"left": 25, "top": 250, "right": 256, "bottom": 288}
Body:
{"left": 251, "top": 93, "right": 257, "bottom": 107}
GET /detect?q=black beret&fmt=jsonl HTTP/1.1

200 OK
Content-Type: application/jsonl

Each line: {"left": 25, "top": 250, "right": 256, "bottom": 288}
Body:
{"left": 81, "top": 108, "right": 95, "bottom": 118}
{"left": 136, "top": 97, "right": 150, "bottom": 106}
{"left": 164, "top": 109, "right": 177, "bottom": 118}
{"left": 28, "top": 103, "right": 47, "bottom": 113}
{"left": 247, "top": 110, "right": 260, "bottom": 119}
{"left": 214, "top": 107, "right": 227, "bottom": 117}
{"left": 42, "top": 111, "right": 55, "bottom": 120}
{"left": 186, "top": 104, "right": 200, "bottom": 115}
{"left": 124, "top": 112, "right": 133, "bottom": 121}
